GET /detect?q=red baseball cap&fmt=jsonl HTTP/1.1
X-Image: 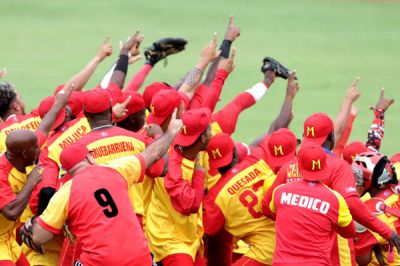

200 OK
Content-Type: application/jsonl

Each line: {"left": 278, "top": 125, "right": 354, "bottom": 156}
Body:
{"left": 38, "top": 96, "right": 66, "bottom": 131}
{"left": 83, "top": 89, "right": 111, "bottom": 114}
{"left": 175, "top": 108, "right": 211, "bottom": 147}
{"left": 302, "top": 112, "right": 334, "bottom": 146}
{"left": 60, "top": 144, "right": 90, "bottom": 171}
{"left": 115, "top": 91, "right": 145, "bottom": 122}
{"left": 207, "top": 133, "right": 235, "bottom": 170}
{"left": 143, "top": 82, "right": 172, "bottom": 109}
{"left": 146, "top": 89, "right": 182, "bottom": 126}
{"left": 390, "top": 153, "right": 400, "bottom": 164}
{"left": 298, "top": 143, "right": 331, "bottom": 181}
{"left": 261, "top": 128, "right": 298, "bottom": 169}
{"left": 343, "top": 141, "right": 368, "bottom": 164}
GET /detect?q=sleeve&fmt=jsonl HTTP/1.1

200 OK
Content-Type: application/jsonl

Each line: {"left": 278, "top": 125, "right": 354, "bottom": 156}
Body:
{"left": 29, "top": 147, "right": 60, "bottom": 215}
{"left": 164, "top": 151, "right": 205, "bottom": 215}
{"left": 330, "top": 160, "right": 359, "bottom": 198}
{"left": 103, "top": 155, "right": 146, "bottom": 186}
{"left": 267, "top": 186, "right": 279, "bottom": 220}
{"left": 365, "top": 108, "right": 385, "bottom": 151}
{"left": 261, "top": 175, "right": 280, "bottom": 217}
{"left": 36, "top": 180, "right": 71, "bottom": 234}
{"left": 188, "top": 84, "right": 208, "bottom": 110}
{"left": 354, "top": 230, "right": 379, "bottom": 256}
{"left": 333, "top": 113, "right": 356, "bottom": 157}
{"left": 0, "top": 176, "right": 17, "bottom": 210}
{"left": 211, "top": 91, "right": 256, "bottom": 135}
{"left": 203, "top": 193, "right": 226, "bottom": 236}
{"left": 333, "top": 190, "right": 353, "bottom": 227}
{"left": 125, "top": 64, "right": 152, "bottom": 93}
{"left": 200, "top": 69, "right": 229, "bottom": 112}
{"left": 346, "top": 195, "right": 393, "bottom": 240}
{"left": 105, "top": 82, "right": 122, "bottom": 105}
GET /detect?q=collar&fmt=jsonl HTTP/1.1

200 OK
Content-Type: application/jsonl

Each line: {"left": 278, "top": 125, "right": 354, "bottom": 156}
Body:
{"left": 91, "top": 124, "right": 113, "bottom": 131}
{"left": 6, "top": 114, "right": 17, "bottom": 121}
{"left": 323, "top": 147, "right": 335, "bottom": 157}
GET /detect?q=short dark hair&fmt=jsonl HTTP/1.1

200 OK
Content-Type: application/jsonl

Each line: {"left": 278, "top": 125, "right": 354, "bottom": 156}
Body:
{"left": 0, "top": 82, "right": 17, "bottom": 117}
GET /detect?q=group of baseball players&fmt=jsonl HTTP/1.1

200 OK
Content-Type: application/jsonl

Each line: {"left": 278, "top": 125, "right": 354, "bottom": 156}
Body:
{"left": 0, "top": 16, "right": 399, "bottom": 266}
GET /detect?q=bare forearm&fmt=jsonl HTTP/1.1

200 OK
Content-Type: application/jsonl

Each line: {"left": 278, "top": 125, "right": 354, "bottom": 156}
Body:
{"left": 110, "top": 50, "right": 129, "bottom": 88}
{"left": 334, "top": 98, "right": 352, "bottom": 147}
{"left": 141, "top": 130, "right": 176, "bottom": 167}
{"left": 38, "top": 102, "right": 64, "bottom": 136}
{"left": 268, "top": 97, "right": 294, "bottom": 134}
{"left": 178, "top": 66, "right": 205, "bottom": 100}
{"left": 2, "top": 180, "right": 36, "bottom": 220}
{"left": 65, "top": 55, "right": 103, "bottom": 91}
{"left": 202, "top": 58, "right": 221, "bottom": 87}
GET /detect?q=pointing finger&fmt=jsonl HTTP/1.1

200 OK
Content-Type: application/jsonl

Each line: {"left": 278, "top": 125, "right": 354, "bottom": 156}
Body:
{"left": 103, "top": 35, "right": 111, "bottom": 44}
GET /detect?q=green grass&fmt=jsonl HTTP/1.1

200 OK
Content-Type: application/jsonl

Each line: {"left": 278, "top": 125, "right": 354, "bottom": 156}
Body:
{"left": 1, "top": 0, "right": 399, "bottom": 155}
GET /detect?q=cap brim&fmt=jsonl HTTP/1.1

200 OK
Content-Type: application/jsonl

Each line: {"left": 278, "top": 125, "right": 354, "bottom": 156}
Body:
{"left": 146, "top": 113, "right": 167, "bottom": 126}
{"left": 209, "top": 150, "right": 234, "bottom": 170}
{"left": 301, "top": 135, "right": 327, "bottom": 147}
{"left": 174, "top": 132, "right": 200, "bottom": 147}
{"left": 298, "top": 161, "right": 332, "bottom": 181}
{"left": 51, "top": 108, "right": 66, "bottom": 131}
{"left": 265, "top": 149, "right": 296, "bottom": 169}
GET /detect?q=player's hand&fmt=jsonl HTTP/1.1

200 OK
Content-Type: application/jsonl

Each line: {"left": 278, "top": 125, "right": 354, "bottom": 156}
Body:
{"left": 199, "top": 33, "right": 221, "bottom": 64}
{"left": 167, "top": 108, "right": 183, "bottom": 136}
{"left": 55, "top": 83, "right": 74, "bottom": 108}
{"left": 112, "top": 95, "right": 131, "bottom": 120}
{"left": 121, "top": 31, "right": 141, "bottom": 53}
{"left": 218, "top": 47, "right": 236, "bottom": 73}
{"left": 263, "top": 70, "right": 276, "bottom": 87}
{"left": 97, "top": 35, "right": 113, "bottom": 61}
{"left": 388, "top": 231, "right": 400, "bottom": 254}
{"left": 345, "top": 77, "right": 361, "bottom": 103}
{"left": 144, "top": 124, "right": 163, "bottom": 138}
{"left": 373, "top": 87, "right": 394, "bottom": 112}
{"left": 285, "top": 71, "right": 299, "bottom": 100}
{"left": 27, "top": 165, "right": 43, "bottom": 186}
{"left": 0, "top": 68, "right": 7, "bottom": 79}
{"left": 20, "top": 217, "right": 45, "bottom": 254}
{"left": 224, "top": 16, "right": 241, "bottom": 42}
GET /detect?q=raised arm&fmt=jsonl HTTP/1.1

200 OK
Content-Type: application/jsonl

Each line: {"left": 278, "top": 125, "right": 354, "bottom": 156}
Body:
{"left": 109, "top": 31, "right": 142, "bottom": 89}
{"left": 333, "top": 77, "right": 361, "bottom": 148}
{"left": 0, "top": 68, "right": 7, "bottom": 79}
{"left": 140, "top": 109, "right": 182, "bottom": 167}
{"left": 37, "top": 84, "right": 73, "bottom": 136}
{"left": 202, "top": 16, "right": 240, "bottom": 86}
{"left": 177, "top": 33, "right": 220, "bottom": 100}
{"left": 365, "top": 88, "right": 394, "bottom": 151}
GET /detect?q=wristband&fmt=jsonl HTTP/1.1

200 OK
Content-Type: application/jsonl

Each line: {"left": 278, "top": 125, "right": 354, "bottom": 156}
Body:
{"left": 114, "top": 54, "right": 129, "bottom": 74}
{"left": 219, "top": 40, "right": 232, "bottom": 58}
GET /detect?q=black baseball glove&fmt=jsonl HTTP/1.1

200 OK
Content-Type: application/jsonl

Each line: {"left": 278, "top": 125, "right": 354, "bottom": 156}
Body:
{"left": 261, "top": 57, "right": 294, "bottom": 80}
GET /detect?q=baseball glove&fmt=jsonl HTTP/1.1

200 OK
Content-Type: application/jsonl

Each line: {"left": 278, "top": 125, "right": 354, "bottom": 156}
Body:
{"left": 261, "top": 57, "right": 294, "bottom": 79}
{"left": 20, "top": 217, "right": 45, "bottom": 254}
{"left": 145, "top": 38, "right": 188, "bottom": 65}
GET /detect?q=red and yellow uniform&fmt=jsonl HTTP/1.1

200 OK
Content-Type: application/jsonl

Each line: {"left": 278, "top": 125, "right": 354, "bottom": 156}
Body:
{"left": 354, "top": 185, "right": 400, "bottom": 265}
{"left": 268, "top": 179, "right": 354, "bottom": 266}
{"left": 263, "top": 151, "right": 359, "bottom": 266}
{"left": 203, "top": 151, "right": 276, "bottom": 265}
{"left": 37, "top": 155, "right": 152, "bottom": 265}
{"left": 0, "top": 112, "right": 41, "bottom": 153}
{"left": 0, "top": 131, "right": 45, "bottom": 264}
{"left": 146, "top": 147, "right": 205, "bottom": 263}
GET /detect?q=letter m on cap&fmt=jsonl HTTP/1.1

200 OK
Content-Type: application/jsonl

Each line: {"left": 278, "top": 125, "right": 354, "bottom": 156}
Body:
{"left": 150, "top": 104, "right": 155, "bottom": 115}
{"left": 181, "top": 125, "right": 187, "bottom": 135}
{"left": 274, "top": 145, "right": 284, "bottom": 156}
{"left": 306, "top": 126, "right": 315, "bottom": 137}
{"left": 312, "top": 159, "right": 321, "bottom": 170}
{"left": 212, "top": 148, "right": 222, "bottom": 159}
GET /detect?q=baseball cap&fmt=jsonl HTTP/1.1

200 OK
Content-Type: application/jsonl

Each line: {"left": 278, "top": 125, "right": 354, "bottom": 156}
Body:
{"left": 115, "top": 91, "right": 145, "bottom": 122}
{"left": 207, "top": 133, "right": 235, "bottom": 170}
{"left": 298, "top": 143, "right": 331, "bottom": 181}
{"left": 390, "top": 153, "right": 400, "bottom": 164}
{"left": 38, "top": 96, "right": 66, "bottom": 131}
{"left": 343, "top": 141, "right": 368, "bottom": 164}
{"left": 302, "top": 112, "right": 334, "bottom": 146}
{"left": 60, "top": 144, "right": 90, "bottom": 171}
{"left": 261, "top": 128, "right": 298, "bottom": 169}
{"left": 143, "top": 82, "right": 172, "bottom": 109}
{"left": 175, "top": 108, "right": 211, "bottom": 147}
{"left": 146, "top": 89, "right": 182, "bottom": 126}
{"left": 83, "top": 89, "right": 111, "bottom": 114}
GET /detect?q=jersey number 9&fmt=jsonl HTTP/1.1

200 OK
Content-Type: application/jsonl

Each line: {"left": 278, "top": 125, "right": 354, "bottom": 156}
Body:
{"left": 94, "top": 188, "right": 119, "bottom": 218}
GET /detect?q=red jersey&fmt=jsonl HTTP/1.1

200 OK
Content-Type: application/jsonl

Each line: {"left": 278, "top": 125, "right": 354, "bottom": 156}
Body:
{"left": 269, "top": 179, "right": 355, "bottom": 266}
{"left": 37, "top": 155, "right": 151, "bottom": 266}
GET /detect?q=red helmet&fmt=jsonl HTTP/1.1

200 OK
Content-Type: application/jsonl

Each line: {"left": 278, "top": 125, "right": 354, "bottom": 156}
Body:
{"left": 352, "top": 151, "right": 397, "bottom": 190}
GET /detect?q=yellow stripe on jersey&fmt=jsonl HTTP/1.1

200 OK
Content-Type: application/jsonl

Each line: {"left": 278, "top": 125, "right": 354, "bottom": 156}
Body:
{"left": 102, "top": 156, "right": 144, "bottom": 187}
{"left": 0, "top": 116, "right": 41, "bottom": 153}
{"left": 39, "top": 180, "right": 71, "bottom": 232}
{"left": 47, "top": 117, "right": 90, "bottom": 166}
{"left": 331, "top": 190, "right": 353, "bottom": 227}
